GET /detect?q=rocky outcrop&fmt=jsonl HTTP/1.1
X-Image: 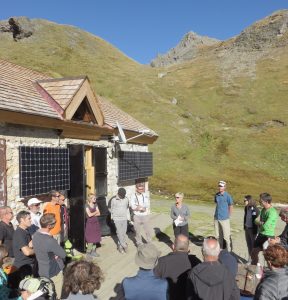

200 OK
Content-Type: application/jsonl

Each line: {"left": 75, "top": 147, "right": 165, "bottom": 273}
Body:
{"left": 0, "top": 17, "right": 33, "bottom": 41}
{"left": 150, "top": 31, "right": 219, "bottom": 67}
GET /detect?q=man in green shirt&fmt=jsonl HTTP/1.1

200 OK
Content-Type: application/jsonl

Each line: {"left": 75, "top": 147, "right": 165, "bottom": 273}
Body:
{"left": 251, "top": 193, "right": 278, "bottom": 264}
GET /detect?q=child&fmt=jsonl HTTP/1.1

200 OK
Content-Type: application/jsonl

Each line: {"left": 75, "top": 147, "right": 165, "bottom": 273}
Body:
{"left": 84, "top": 194, "right": 101, "bottom": 257}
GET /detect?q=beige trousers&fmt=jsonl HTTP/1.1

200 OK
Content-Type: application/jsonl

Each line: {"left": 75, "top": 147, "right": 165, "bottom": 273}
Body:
{"left": 51, "top": 271, "right": 63, "bottom": 299}
{"left": 214, "top": 219, "right": 231, "bottom": 251}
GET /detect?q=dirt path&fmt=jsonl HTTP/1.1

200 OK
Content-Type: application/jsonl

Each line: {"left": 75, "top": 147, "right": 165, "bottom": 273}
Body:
{"left": 92, "top": 199, "right": 286, "bottom": 300}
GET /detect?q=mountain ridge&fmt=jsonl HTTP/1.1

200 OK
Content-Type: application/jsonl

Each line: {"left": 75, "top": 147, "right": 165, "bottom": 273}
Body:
{"left": 0, "top": 11, "right": 287, "bottom": 202}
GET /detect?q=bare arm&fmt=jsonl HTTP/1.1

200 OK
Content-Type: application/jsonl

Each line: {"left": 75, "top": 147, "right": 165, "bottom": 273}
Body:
{"left": 229, "top": 205, "right": 233, "bottom": 216}
{"left": 85, "top": 206, "right": 100, "bottom": 217}
{"left": 21, "top": 245, "right": 34, "bottom": 256}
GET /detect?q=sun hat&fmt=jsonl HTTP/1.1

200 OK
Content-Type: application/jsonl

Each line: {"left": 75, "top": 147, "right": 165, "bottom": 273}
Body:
{"left": 135, "top": 243, "right": 161, "bottom": 269}
{"left": 218, "top": 180, "right": 226, "bottom": 187}
{"left": 19, "top": 277, "right": 44, "bottom": 296}
{"left": 27, "top": 198, "right": 42, "bottom": 207}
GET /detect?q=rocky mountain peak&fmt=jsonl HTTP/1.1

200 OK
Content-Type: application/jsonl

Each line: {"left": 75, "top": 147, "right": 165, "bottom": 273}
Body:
{"left": 150, "top": 31, "right": 219, "bottom": 67}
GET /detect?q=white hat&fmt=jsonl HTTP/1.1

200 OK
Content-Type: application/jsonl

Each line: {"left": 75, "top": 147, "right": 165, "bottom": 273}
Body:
{"left": 27, "top": 198, "right": 42, "bottom": 207}
{"left": 218, "top": 180, "right": 226, "bottom": 187}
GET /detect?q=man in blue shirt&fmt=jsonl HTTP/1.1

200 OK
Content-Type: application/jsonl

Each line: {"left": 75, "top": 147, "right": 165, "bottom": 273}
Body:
{"left": 214, "top": 180, "right": 233, "bottom": 251}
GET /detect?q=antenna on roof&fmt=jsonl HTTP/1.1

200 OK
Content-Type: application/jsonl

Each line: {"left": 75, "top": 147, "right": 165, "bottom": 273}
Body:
{"left": 116, "top": 121, "right": 127, "bottom": 144}
{"left": 114, "top": 121, "right": 151, "bottom": 144}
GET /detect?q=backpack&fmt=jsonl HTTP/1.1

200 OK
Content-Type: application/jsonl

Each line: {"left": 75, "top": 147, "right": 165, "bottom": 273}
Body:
{"left": 35, "top": 277, "right": 57, "bottom": 300}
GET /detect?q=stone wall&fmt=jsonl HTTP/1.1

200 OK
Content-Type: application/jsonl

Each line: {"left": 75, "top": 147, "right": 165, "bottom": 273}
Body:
{"left": 0, "top": 123, "right": 148, "bottom": 210}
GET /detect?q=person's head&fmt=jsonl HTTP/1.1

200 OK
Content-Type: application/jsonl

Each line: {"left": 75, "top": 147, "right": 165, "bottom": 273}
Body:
{"left": 202, "top": 236, "right": 220, "bottom": 262}
{"left": 0, "top": 206, "right": 14, "bottom": 223}
{"left": 49, "top": 190, "right": 61, "bottom": 204}
{"left": 19, "top": 277, "right": 47, "bottom": 300}
{"left": 279, "top": 207, "right": 288, "bottom": 223}
{"left": 87, "top": 193, "right": 96, "bottom": 204}
{"left": 174, "top": 234, "right": 189, "bottom": 252}
{"left": 27, "top": 198, "right": 42, "bottom": 213}
{"left": 0, "top": 245, "right": 8, "bottom": 265}
{"left": 117, "top": 188, "right": 126, "bottom": 199}
{"left": 63, "top": 260, "right": 104, "bottom": 295}
{"left": 16, "top": 211, "right": 31, "bottom": 229}
{"left": 264, "top": 244, "right": 288, "bottom": 269}
{"left": 218, "top": 180, "right": 226, "bottom": 193}
{"left": 136, "top": 183, "right": 145, "bottom": 194}
{"left": 175, "top": 192, "right": 184, "bottom": 205}
{"left": 259, "top": 192, "right": 272, "bottom": 208}
{"left": 58, "top": 190, "right": 66, "bottom": 205}
{"left": 244, "top": 195, "right": 256, "bottom": 207}
{"left": 135, "top": 243, "right": 161, "bottom": 270}
{"left": 40, "top": 213, "right": 56, "bottom": 231}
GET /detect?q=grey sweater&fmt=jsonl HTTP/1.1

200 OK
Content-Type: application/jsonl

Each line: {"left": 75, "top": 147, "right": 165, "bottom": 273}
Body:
{"left": 110, "top": 196, "right": 129, "bottom": 221}
{"left": 170, "top": 204, "right": 190, "bottom": 226}
{"left": 32, "top": 230, "right": 66, "bottom": 278}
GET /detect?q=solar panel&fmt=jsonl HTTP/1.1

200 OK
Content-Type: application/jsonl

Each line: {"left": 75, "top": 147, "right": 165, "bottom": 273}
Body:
{"left": 118, "top": 151, "right": 153, "bottom": 181}
{"left": 19, "top": 146, "right": 70, "bottom": 197}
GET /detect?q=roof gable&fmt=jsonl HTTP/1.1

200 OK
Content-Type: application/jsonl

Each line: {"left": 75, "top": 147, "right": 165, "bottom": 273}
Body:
{"left": 37, "top": 77, "right": 104, "bottom": 125}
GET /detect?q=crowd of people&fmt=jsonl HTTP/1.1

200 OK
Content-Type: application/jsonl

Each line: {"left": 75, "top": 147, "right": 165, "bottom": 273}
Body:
{"left": 0, "top": 181, "right": 287, "bottom": 299}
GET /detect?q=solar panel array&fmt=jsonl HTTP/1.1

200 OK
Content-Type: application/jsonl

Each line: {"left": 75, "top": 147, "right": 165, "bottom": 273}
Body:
{"left": 118, "top": 151, "right": 153, "bottom": 181}
{"left": 19, "top": 146, "right": 70, "bottom": 197}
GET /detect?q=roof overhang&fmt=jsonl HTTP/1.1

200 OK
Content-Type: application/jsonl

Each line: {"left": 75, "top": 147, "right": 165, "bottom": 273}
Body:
{"left": 0, "top": 109, "right": 112, "bottom": 141}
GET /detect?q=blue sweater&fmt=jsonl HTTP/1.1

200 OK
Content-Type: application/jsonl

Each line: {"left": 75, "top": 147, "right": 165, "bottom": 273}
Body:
{"left": 123, "top": 269, "right": 168, "bottom": 300}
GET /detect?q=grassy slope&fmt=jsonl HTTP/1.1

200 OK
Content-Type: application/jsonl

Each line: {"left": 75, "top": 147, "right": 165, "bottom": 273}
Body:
{"left": 0, "top": 18, "right": 287, "bottom": 202}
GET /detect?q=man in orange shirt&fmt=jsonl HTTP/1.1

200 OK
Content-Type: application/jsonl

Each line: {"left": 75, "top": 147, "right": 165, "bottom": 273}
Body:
{"left": 43, "top": 190, "right": 61, "bottom": 244}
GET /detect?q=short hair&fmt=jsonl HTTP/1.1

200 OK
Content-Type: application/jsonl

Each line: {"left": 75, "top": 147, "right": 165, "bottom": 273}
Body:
{"left": 279, "top": 207, "right": 288, "bottom": 218}
{"left": 264, "top": 244, "right": 287, "bottom": 268}
{"left": 16, "top": 211, "right": 30, "bottom": 223}
{"left": 0, "top": 245, "right": 8, "bottom": 261}
{"left": 174, "top": 234, "right": 189, "bottom": 252}
{"left": 260, "top": 192, "right": 272, "bottom": 204}
{"left": 175, "top": 192, "right": 184, "bottom": 198}
{"left": 63, "top": 260, "right": 104, "bottom": 295}
{"left": 0, "top": 206, "right": 10, "bottom": 219}
{"left": 40, "top": 213, "right": 56, "bottom": 228}
{"left": 49, "top": 190, "right": 59, "bottom": 198}
{"left": 202, "top": 238, "right": 220, "bottom": 257}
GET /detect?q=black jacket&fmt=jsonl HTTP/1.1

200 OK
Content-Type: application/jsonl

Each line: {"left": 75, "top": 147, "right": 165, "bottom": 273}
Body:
{"left": 243, "top": 205, "right": 259, "bottom": 234}
{"left": 279, "top": 223, "right": 288, "bottom": 250}
{"left": 154, "top": 251, "right": 201, "bottom": 300}
{"left": 186, "top": 261, "right": 240, "bottom": 300}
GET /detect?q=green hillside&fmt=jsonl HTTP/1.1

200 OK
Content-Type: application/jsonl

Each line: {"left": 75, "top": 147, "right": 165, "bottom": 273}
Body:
{"left": 0, "top": 16, "right": 287, "bottom": 203}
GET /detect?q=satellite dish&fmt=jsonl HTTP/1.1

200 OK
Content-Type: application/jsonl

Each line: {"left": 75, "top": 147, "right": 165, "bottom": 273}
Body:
{"left": 116, "top": 121, "right": 127, "bottom": 143}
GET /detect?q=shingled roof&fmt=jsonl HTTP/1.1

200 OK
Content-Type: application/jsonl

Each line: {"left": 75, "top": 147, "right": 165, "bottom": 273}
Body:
{"left": 0, "top": 60, "right": 60, "bottom": 119}
{"left": 0, "top": 59, "right": 158, "bottom": 139}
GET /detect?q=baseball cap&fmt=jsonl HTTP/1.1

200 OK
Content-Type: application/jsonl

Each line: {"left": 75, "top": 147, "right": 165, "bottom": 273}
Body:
{"left": 218, "top": 180, "right": 226, "bottom": 187}
{"left": 27, "top": 198, "right": 42, "bottom": 207}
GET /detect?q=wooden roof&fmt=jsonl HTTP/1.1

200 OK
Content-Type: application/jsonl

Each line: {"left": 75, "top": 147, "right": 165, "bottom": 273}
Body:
{"left": 0, "top": 60, "right": 60, "bottom": 119}
{"left": 0, "top": 59, "right": 158, "bottom": 142}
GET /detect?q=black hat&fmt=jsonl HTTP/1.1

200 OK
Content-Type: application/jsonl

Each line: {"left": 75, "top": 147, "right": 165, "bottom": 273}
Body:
{"left": 118, "top": 188, "right": 126, "bottom": 199}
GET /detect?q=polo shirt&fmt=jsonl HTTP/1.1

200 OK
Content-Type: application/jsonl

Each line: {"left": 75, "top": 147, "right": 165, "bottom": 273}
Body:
{"left": 43, "top": 202, "right": 61, "bottom": 235}
{"left": 214, "top": 191, "right": 233, "bottom": 220}
{"left": 12, "top": 227, "right": 35, "bottom": 268}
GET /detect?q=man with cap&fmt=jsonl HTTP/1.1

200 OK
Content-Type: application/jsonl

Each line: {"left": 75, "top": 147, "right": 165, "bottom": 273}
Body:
{"left": 122, "top": 243, "right": 168, "bottom": 300}
{"left": 27, "top": 198, "right": 42, "bottom": 235}
{"left": 110, "top": 188, "right": 130, "bottom": 253}
{"left": 251, "top": 192, "right": 278, "bottom": 265}
{"left": 214, "top": 180, "right": 233, "bottom": 251}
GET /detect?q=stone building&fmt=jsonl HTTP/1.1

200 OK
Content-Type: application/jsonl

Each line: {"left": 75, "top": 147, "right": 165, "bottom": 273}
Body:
{"left": 0, "top": 59, "right": 158, "bottom": 250}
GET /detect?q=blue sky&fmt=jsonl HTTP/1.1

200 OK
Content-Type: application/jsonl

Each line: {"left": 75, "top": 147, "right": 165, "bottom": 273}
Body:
{"left": 1, "top": 1, "right": 287, "bottom": 64}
